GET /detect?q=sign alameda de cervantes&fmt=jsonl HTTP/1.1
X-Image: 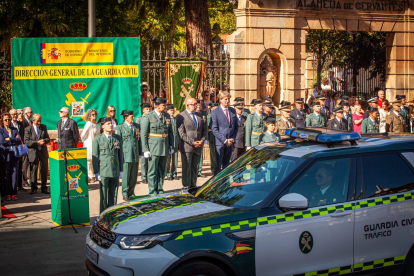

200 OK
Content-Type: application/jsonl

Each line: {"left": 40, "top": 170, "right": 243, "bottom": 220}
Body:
{"left": 11, "top": 37, "right": 141, "bottom": 130}
{"left": 296, "top": 0, "right": 406, "bottom": 12}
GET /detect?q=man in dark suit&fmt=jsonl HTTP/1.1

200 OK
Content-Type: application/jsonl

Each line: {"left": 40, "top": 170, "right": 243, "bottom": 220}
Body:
{"left": 231, "top": 102, "right": 246, "bottom": 161}
{"left": 21, "top": 107, "right": 33, "bottom": 188}
{"left": 57, "top": 107, "right": 79, "bottom": 149}
{"left": 176, "top": 98, "right": 207, "bottom": 188}
{"left": 24, "top": 114, "right": 50, "bottom": 194}
{"left": 327, "top": 107, "right": 348, "bottom": 130}
{"left": 10, "top": 109, "right": 25, "bottom": 191}
{"left": 291, "top": 98, "right": 307, "bottom": 128}
{"left": 211, "top": 92, "right": 238, "bottom": 175}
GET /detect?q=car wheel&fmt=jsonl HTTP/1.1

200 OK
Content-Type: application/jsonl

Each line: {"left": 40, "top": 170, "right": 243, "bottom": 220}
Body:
{"left": 404, "top": 254, "right": 414, "bottom": 276}
{"left": 169, "top": 260, "right": 228, "bottom": 276}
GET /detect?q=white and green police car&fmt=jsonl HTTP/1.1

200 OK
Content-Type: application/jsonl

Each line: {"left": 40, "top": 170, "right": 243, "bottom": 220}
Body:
{"left": 85, "top": 128, "right": 414, "bottom": 276}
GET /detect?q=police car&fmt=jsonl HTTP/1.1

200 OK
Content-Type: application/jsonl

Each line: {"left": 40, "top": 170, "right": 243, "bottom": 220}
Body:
{"left": 85, "top": 128, "right": 414, "bottom": 276}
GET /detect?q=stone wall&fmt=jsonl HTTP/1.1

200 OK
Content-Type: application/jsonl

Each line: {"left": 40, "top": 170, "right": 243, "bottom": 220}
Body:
{"left": 227, "top": 0, "right": 414, "bottom": 103}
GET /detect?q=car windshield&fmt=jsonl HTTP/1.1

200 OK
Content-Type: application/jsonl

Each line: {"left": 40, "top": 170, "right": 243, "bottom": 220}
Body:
{"left": 196, "top": 146, "right": 304, "bottom": 208}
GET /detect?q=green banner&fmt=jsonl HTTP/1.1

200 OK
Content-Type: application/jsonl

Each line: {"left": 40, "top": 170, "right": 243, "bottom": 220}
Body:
{"left": 167, "top": 60, "right": 205, "bottom": 112}
{"left": 11, "top": 37, "right": 141, "bottom": 130}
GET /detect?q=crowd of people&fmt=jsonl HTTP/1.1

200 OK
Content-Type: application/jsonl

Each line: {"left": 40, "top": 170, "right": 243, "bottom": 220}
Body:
{"left": 1, "top": 81, "right": 413, "bottom": 212}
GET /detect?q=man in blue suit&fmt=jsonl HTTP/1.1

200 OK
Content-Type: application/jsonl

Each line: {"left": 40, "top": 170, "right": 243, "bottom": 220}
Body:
{"left": 211, "top": 91, "right": 238, "bottom": 175}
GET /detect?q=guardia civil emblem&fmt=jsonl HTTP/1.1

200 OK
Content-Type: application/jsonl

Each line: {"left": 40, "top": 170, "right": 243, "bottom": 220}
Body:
{"left": 299, "top": 231, "right": 313, "bottom": 254}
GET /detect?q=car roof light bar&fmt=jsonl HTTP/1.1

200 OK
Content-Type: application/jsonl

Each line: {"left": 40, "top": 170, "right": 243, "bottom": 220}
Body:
{"left": 285, "top": 128, "right": 361, "bottom": 147}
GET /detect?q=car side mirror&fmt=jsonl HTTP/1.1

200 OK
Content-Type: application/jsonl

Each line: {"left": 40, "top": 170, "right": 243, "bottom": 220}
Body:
{"left": 278, "top": 193, "right": 309, "bottom": 211}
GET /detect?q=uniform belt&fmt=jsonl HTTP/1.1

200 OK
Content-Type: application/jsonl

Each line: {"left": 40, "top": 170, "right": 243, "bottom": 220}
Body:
{"left": 149, "top": 133, "right": 168, "bottom": 138}
{"left": 252, "top": 131, "right": 265, "bottom": 135}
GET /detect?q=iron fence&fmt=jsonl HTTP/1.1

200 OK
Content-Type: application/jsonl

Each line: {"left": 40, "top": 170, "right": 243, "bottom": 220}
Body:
{"left": 141, "top": 44, "right": 230, "bottom": 99}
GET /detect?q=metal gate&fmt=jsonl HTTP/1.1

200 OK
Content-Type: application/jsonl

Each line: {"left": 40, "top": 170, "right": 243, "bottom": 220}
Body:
{"left": 141, "top": 44, "right": 230, "bottom": 98}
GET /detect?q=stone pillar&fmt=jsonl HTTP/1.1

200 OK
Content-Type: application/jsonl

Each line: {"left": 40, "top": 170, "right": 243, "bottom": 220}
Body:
{"left": 386, "top": 20, "right": 414, "bottom": 101}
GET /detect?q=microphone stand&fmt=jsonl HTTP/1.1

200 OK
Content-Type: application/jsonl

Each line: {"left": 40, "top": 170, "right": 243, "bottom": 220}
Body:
{"left": 51, "top": 139, "right": 83, "bottom": 233}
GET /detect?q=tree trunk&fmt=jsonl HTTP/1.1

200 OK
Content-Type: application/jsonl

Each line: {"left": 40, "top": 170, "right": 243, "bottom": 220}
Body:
{"left": 184, "top": 0, "right": 212, "bottom": 57}
{"left": 316, "top": 41, "right": 322, "bottom": 90}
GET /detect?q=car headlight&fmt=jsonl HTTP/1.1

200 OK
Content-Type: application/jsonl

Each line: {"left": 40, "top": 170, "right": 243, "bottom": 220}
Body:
{"left": 115, "top": 234, "right": 173, "bottom": 250}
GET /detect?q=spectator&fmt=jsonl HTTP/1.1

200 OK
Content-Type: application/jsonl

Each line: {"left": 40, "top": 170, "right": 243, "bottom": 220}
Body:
{"left": 157, "top": 88, "right": 168, "bottom": 100}
{"left": 332, "top": 92, "right": 340, "bottom": 109}
{"left": 409, "top": 105, "right": 414, "bottom": 133}
{"left": 352, "top": 104, "right": 364, "bottom": 134}
{"left": 22, "top": 107, "right": 33, "bottom": 188}
{"left": 81, "top": 109, "right": 100, "bottom": 182}
{"left": 141, "top": 82, "right": 153, "bottom": 107}
{"left": 24, "top": 114, "right": 50, "bottom": 194}
{"left": 377, "top": 90, "right": 385, "bottom": 108}
{"left": 0, "top": 113, "right": 3, "bottom": 196}
{"left": 379, "top": 100, "right": 391, "bottom": 133}
{"left": 57, "top": 107, "right": 80, "bottom": 150}
{"left": 106, "top": 105, "right": 118, "bottom": 133}
{"left": 321, "top": 77, "right": 331, "bottom": 91}
{"left": 9, "top": 109, "right": 25, "bottom": 191}
{"left": 0, "top": 112, "right": 22, "bottom": 201}
{"left": 349, "top": 97, "right": 356, "bottom": 113}
{"left": 17, "top": 109, "right": 23, "bottom": 122}
{"left": 200, "top": 91, "right": 211, "bottom": 111}
{"left": 176, "top": 98, "right": 206, "bottom": 188}
{"left": 211, "top": 92, "right": 238, "bottom": 175}
{"left": 312, "top": 83, "right": 319, "bottom": 97}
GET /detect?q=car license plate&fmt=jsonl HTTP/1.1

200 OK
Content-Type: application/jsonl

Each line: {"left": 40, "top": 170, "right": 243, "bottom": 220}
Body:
{"left": 86, "top": 244, "right": 99, "bottom": 266}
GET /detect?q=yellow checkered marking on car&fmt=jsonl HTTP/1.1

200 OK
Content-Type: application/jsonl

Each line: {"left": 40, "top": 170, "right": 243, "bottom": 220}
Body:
{"left": 175, "top": 219, "right": 257, "bottom": 240}
{"left": 353, "top": 255, "right": 406, "bottom": 272}
{"left": 356, "top": 192, "right": 414, "bottom": 209}
{"left": 290, "top": 256, "right": 406, "bottom": 276}
{"left": 258, "top": 203, "right": 354, "bottom": 226}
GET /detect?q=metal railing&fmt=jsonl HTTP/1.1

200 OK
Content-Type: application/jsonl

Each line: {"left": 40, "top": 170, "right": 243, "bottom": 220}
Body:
{"left": 141, "top": 44, "right": 230, "bottom": 98}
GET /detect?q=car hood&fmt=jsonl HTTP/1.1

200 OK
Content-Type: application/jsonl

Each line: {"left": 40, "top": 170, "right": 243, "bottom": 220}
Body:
{"left": 96, "top": 191, "right": 259, "bottom": 235}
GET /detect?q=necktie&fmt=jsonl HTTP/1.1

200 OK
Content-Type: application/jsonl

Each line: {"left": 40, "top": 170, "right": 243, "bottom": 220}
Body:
{"left": 286, "top": 120, "right": 290, "bottom": 128}
{"left": 130, "top": 124, "right": 133, "bottom": 131}
{"left": 191, "top": 113, "right": 197, "bottom": 128}
{"left": 225, "top": 109, "right": 230, "bottom": 123}
{"left": 108, "top": 135, "right": 112, "bottom": 143}
{"left": 36, "top": 127, "right": 41, "bottom": 150}
{"left": 61, "top": 120, "right": 65, "bottom": 130}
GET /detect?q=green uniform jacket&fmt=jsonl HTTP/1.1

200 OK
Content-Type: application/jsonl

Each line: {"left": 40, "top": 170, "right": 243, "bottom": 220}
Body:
{"left": 116, "top": 122, "right": 141, "bottom": 163}
{"left": 92, "top": 133, "right": 124, "bottom": 178}
{"left": 361, "top": 117, "right": 379, "bottom": 133}
{"left": 305, "top": 113, "right": 326, "bottom": 127}
{"left": 140, "top": 111, "right": 174, "bottom": 156}
{"left": 242, "top": 108, "right": 251, "bottom": 117}
{"left": 259, "top": 132, "right": 280, "bottom": 143}
{"left": 245, "top": 112, "right": 266, "bottom": 147}
{"left": 171, "top": 117, "right": 179, "bottom": 150}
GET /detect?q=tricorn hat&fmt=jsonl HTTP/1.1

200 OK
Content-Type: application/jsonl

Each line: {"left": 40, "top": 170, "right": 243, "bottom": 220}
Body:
{"left": 141, "top": 103, "right": 151, "bottom": 109}
{"left": 295, "top": 98, "right": 304, "bottom": 103}
{"left": 166, "top": 104, "right": 175, "bottom": 110}
{"left": 368, "top": 97, "right": 378, "bottom": 103}
{"left": 396, "top": 95, "right": 406, "bottom": 100}
{"left": 264, "top": 115, "right": 276, "bottom": 124}
{"left": 251, "top": 99, "right": 263, "bottom": 105}
{"left": 368, "top": 106, "right": 379, "bottom": 112}
{"left": 333, "top": 107, "right": 344, "bottom": 113}
{"left": 153, "top": 97, "right": 168, "bottom": 104}
{"left": 121, "top": 110, "right": 134, "bottom": 116}
{"left": 99, "top": 117, "right": 112, "bottom": 124}
{"left": 234, "top": 97, "right": 244, "bottom": 102}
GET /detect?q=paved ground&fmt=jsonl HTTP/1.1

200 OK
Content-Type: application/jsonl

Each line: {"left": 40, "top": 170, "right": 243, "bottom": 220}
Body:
{"left": 0, "top": 167, "right": 213, "bottom": 276}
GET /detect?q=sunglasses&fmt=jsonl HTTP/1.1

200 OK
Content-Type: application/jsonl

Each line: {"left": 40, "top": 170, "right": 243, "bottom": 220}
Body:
{"left": 10, "top": 113, "right": 17, "bottom": 116}
{"left": 91, "top": 113, "right": 97, "bottom": 116}
{"left": 59, "top": 111, "right": 65, "bottom": 113}
{"left": 109, "top": 110, "right": 116, "bottom": 112}
{"left": 142, "top": 89, "right": 148, "bottom": 91}
{"left": 26, "top": 111, "right": 33, "bottom": 114}
{"left": 3, "top": 119, "right": 11, "bottom": 121}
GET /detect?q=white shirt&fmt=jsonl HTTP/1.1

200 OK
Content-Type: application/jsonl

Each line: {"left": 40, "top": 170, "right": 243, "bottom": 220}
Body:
{"left": 369, "top": 117, "right": 376, "bottom": 123}
{"left": 255, "top": 111, "right": 262, "bottom": 117}
{"left": 283, "top": 119, "right": 290, "bottom": 127}
{"left": 321, "top": 185, "right": 330, "bottom": 195}
{"left": 12, "top": 120, "right": 19, "bottom": 129}
{"left": 25, "top": 117, "right": 31, "bottom": 126}
{"left": 266, "top": 130, "right": 274, "bottom": 136}
{"left": 154, "top": 109, "right": 162, "bottom": 118}
{"left": 125, "top": 121, "right": 133, "bottom": 129}
{"left": 61, "top": 118, "right": 68, "bottom": 127}
{"left": 104, "top": 132, "right": 112, "bottom": 142}
{"left": 221, "top": 105, "right": 229, "bottom": 115}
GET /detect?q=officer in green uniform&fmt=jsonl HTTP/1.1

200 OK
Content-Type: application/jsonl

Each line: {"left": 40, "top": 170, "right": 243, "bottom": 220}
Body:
{"left": 207, "top": 103, "right": 218, "bottom": 173}
{"left": 361, "top": 107, "right": 379, "bottom": 133}
{"left": 136, "top": 103, "right": 152, "bottom": 184}
{"left": 92, "top": 117, "right": 123, "bottom": 213}
{"left": 234, "top": 97, "right": 251, "bottom": 117}
{"left": 305, "top": 101, "right": 326, "bottom": 127}
{"left": 196, "top": 99, "right": 208, "bottom": 177}
{"left": 140, "top": 97, "right": 174, "bottom": 195}
{"left": 166, "top": 104, "right": 179, "bottom": 181}
{"left": 259, "top": 115, "right": 280, "bottom": 143}
{"left": 116, "top": 110, "right": 141, "bottom": 201}
{"left": 245, "top": 99, "right": 265, "bottom": 149}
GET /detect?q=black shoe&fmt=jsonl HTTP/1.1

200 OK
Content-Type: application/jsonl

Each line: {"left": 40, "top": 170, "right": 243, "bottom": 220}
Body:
{"left": 18, "top": 186, "right": 26, "bottom": 191}
{"left": 198, "top": 174, "right": 206, "bottom": 178}
{"left": 123, "top": 196, "right": 129, "bottom": 201}
{"left": 167, "top": 176, "right": 173, "bottom": 181}
{"left": 142, "top": 180, "right": 148, "bottom": 184}
{"left": 174, "top": 176, "right": 180, "bottom": 180}
{"left": 41, "top": 189, "right": 50, "bottom": 194}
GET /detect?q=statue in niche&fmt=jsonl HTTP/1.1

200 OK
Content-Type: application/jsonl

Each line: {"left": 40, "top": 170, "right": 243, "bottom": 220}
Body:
{"left": 260, "top": 54, "right": 278, "bottom": 99}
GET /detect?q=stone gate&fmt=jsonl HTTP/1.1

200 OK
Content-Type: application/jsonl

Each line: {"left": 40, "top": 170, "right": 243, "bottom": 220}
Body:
{"left": 227, "top": 0, "right": 414, "bottom": 102}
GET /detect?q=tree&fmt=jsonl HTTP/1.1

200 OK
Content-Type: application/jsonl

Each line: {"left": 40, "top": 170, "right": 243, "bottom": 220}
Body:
{"left": 184, "top": 0, "right": 213, "bottom": 56}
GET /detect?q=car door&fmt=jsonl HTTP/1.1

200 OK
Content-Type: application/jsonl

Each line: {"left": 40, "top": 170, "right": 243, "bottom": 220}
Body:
{"left": 353, "top": 152, "right": 414, "bottom": 272}
{"left": 255, "top": 156, "right": 356, "bottom": 276}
